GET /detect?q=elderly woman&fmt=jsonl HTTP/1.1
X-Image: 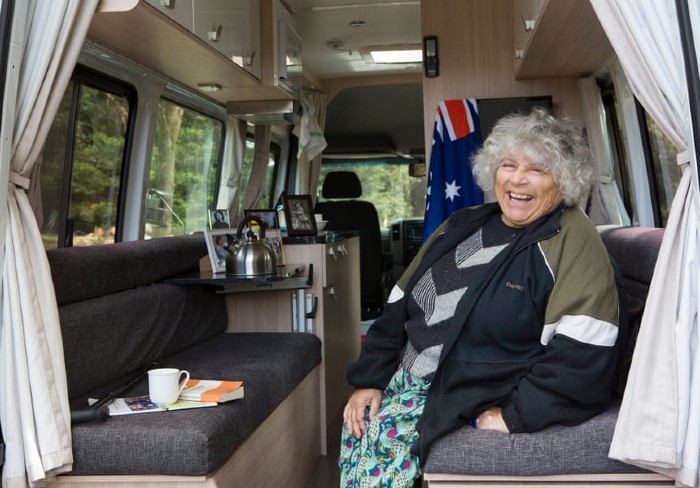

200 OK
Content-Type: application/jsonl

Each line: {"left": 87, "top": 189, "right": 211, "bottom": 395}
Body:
{"left": 338, "top": 109, "right": 619, "bottom": 487}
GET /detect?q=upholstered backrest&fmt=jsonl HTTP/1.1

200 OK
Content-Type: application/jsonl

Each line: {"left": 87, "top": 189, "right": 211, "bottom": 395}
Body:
{"left": 599, "top": 226, "right": 664, "bottom": 307}
{"left": 599, "top": 226, "right": 664, "bottom": 395}
{"left": 48, "top": 234, "right": 207, "bottom": 306}
{"left": 47, "top": 235, "right": 227, "bottom": 401}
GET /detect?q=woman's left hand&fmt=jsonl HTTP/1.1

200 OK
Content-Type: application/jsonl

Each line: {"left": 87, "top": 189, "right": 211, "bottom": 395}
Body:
{"left": 475, "top": 407, "right": 509, "bottom": 432}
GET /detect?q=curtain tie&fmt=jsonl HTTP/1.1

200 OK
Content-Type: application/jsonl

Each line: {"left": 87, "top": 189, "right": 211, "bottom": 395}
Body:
{"left": 9, "top": 171, "right": 30, "bottom": 190}
{"left": 677, "top": 149, "right": 690, "bottom": 167}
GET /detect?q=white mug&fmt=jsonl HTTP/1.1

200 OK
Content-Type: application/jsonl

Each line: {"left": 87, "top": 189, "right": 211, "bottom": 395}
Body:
{"left": 148, "top": 368, "right": 190, "bottom": 406}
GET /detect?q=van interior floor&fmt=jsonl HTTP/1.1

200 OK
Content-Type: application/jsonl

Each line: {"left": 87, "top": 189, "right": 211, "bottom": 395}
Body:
{"left": 306, "top": 413, "right": 343, "bottom": 487}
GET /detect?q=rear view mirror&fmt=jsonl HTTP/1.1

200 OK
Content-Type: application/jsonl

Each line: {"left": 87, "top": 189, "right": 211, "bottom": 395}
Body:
{"left": 409, "top": 163, "right": 426, "bottom": 178}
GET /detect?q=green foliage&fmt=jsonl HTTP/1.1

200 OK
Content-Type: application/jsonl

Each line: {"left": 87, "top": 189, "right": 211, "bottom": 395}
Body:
{"left": 148, "top": 100, "right": 223, "bottom": 234}
{"left": 319, "top": 162, "right": 426, "bottom": 227}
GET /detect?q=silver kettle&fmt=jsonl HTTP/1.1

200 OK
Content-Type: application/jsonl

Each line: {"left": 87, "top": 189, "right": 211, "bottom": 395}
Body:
{"left": 225, "top": 216, "right": 277, "bottom": 276}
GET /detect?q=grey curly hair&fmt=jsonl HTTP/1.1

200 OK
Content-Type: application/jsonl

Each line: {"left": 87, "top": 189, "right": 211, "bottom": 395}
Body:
{"left": 471, "top": 108, "right": 595, "bottom": 206}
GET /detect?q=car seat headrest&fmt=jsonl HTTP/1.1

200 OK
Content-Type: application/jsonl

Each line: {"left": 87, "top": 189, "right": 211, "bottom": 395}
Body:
{"left": 321, "top": 171, "right": 362, "bottom": 199}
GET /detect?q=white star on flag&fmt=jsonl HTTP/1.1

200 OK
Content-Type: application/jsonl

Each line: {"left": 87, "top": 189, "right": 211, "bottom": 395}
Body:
{"left": 444, "top": 180, "right": 461, "bottom": 201}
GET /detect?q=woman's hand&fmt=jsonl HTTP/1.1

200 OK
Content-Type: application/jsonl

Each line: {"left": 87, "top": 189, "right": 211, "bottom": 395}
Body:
{"left": 475, "top": 407, "right": 509, "bottom": 433}
{"left": 343, "top": 388, "right": 382, "bottom": 438}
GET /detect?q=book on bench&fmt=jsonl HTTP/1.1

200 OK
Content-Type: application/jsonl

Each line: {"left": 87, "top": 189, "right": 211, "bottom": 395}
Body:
{"left": 90, "top": 396, "right": 217, "bottom": 416}
{"left": 179, "top": 379, "right": 245, "bottom": 403}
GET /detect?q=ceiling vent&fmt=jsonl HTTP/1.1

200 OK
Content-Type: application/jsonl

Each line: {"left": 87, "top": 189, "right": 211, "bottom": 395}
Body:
{"left": 227, "top": 99, "right": 300, "bottom": 125}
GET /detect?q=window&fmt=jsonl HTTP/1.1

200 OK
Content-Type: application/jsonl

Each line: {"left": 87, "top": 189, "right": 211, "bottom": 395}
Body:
{"left": 642, "top": 113, "right": 681, "bottom": 226}
{"left": 41, "top": 68, "right": 135, "bottom": 248}
{"left": 318, "top": 160, "right": 426, "bottom": 228}
{"left": 145, "top": 99, "right": 224, "bottom": 237}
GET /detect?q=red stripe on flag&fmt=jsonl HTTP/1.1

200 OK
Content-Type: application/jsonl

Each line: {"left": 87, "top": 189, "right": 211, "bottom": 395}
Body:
{"left": 442, "top": 100, "right": 472, "bottom": 139}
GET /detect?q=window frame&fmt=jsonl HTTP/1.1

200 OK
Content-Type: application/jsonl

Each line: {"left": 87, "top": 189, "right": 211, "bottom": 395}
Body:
{"left": 53, "top": 65, "right": 138, "bottom": 246}
{"left": 146, "top": 92, "right": 226, "bottom": 235}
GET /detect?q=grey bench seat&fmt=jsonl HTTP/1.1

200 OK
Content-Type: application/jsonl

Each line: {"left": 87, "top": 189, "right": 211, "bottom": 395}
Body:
{"left": 42, "top": 234, "right": 323, "bottom": 483}
{"left": 422, "top": 226, "right": 670, "bottom": 486}
{"left": 424, "top": 401, "right": 643, "bottom": 477}
{"left": 70, "top": 332, "right": 320, "bottom": 476}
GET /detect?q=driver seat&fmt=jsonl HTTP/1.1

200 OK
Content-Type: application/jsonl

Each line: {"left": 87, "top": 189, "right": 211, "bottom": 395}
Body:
{"left": 315, "top": 171, "right": 389, "bottom": 320}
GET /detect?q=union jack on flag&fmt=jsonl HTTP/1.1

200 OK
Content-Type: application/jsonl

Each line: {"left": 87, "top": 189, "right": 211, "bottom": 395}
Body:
{"left": 422, "top": 99, "right": 484, "bottom": 242}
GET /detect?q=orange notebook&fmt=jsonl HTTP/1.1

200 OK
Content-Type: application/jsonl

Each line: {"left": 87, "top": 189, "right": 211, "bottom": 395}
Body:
{"left": 179, "top": 379, "right": 245, "bottom": 403}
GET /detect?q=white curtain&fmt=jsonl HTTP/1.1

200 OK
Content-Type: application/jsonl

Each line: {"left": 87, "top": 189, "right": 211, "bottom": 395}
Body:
{"left": 0, "top": 1, "right": 97, "bottom": 486}
{"left": 589, "top": 1, "right": 700, "bottom": 486}
{"left": 218, "top": 116, "right": 248, "bottom": 220}
{"left": 239, "top": 124, "right": 271, "bottom": 221}
{"left": 293, "top": 90, "right": 327, "bottom": 201}
{"left": 578, "top": 76, "right": 631, "bottom": 226}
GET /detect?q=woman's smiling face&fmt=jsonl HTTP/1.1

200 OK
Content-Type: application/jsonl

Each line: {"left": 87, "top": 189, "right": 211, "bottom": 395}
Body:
{"left": 495, "top": 153, "right": 563, "bottom": 228}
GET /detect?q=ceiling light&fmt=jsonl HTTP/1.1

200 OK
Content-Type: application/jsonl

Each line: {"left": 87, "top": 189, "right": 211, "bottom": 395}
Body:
{"left": 197, "top": 83, "right": 222, "bottom": 92}
{"left": 360, "top": 45, "right": 422, "bottom": 64}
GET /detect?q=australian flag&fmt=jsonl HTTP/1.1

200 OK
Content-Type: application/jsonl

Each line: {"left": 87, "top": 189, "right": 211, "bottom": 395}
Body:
{"left": 422, "top": 99, "right": 484, "bottom": 242}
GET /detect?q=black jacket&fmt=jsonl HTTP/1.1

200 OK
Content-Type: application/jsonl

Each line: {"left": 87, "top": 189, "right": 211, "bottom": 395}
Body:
{"left": 347, "top": 203, "right": 619, "bottom": 463}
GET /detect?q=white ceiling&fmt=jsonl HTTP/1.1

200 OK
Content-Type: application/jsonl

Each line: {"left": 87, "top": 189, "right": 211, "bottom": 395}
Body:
{"left": 287, "top": 0, "right": 422, "bottom": 79}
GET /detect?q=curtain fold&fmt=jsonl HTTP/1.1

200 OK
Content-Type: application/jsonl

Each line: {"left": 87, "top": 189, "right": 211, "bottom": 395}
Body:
{"left": 239, "top": 124, "right": 271, "bottom": 220}
{"left": 0, "top": 1, "right": 98, "bottom": 486}
{"left": 578, "top": 76, "right": 631, "bottom": 225}
{"left": 589, "top": 1, "right": 700, "bottom": 486}
{"left": 293, "top": 90, "right": 327, "bottom": 200}
{"left": 218, "top": 116, "right": 247, "bottom": 220}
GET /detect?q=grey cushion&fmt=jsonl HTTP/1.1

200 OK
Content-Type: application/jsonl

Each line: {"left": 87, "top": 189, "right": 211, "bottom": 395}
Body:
{"left": 600, "top": 227, "right": 663, "bottom": 305}
{"left": 70, "top": 332, "right": 321, "bottom": 476}
{"left": 61, "top": 283, "right": 227, "bottom": 400}
{"left": 48, "top": 234, "right": 207, "bottom": 306}
{"left": 424, "top": 401, "right": 644, "bottom": 476}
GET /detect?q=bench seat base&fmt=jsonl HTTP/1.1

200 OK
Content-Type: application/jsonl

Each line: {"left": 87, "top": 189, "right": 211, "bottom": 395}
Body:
{"left": 48, "top": 365, "right": 321, "bottom": 488}
{"left": 422, "top": 472, "right": 674, "bottom": 487}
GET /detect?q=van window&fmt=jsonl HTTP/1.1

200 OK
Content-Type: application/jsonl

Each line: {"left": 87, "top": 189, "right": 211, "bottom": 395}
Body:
{"left": 41, "top": 71, "right": 135, "bottom": 248}
{"left": 318, "top": 161, "right": 426, "bottom": 228}
{"left": 643, "top": 113, "right": 681, "bottom": 226}
{"left": 145, "top": 99, "right": 224, "bottom": 238}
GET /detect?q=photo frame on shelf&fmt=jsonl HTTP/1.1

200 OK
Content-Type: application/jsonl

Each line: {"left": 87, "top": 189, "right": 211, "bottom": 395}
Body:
{"left": 282, "top": 194, "right": 317, "bottom": 236}
{"left": 209, "top": 209, "right": 231, "bottom": 229}
{"left": 204, "top": 229, "right": 235, "bottom": 274}
{"left": 243, "top": 208, "right": 278, "bottom": 230}
{"left": 263, "top": 228, "right": 286, "bottom": 268}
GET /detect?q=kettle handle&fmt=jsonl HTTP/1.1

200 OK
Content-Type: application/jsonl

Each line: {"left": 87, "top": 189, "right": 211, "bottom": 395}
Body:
{"left": 237, "top": 215, "right": 267, "bottom": 239}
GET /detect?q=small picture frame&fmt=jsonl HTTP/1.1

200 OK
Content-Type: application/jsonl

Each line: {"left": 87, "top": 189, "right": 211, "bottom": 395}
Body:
{"left": 209, "top": 209, "right": 231, "bottom": 229}
{"left": 204, "top": 229, "right": 236, "bottom": 273}
{"left": 263, "top": 228, "right": 286, "bottom": 268}
{"left": 244, "top": 208, "right": 278, "bottom": 229}
{"left": 283, "top": 194, "right": 317, "bottom": 236}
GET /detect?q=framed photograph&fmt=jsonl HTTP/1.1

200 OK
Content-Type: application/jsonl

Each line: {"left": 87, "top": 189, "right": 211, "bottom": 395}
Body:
{"left": 244, "top": 208, "right": 278, "bottom": 229}
{"left": 204, "top": 229, "right": 236, "bottom": 273}
{"left": 263, "top": 228, "right": 286, "bottom": 268}
{"left": 209, "top": 209, "right": 231, "bottom": 229}
{"left": 282, "top": 194, "right": 317, "bottom": 236}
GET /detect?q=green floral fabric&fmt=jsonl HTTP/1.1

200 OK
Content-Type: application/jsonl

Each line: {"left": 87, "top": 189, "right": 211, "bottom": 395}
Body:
{"left": 338, "top": 367, "right": 429, "bottom": 487}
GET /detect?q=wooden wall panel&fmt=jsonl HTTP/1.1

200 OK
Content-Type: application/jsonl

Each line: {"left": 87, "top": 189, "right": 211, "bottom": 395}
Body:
{"left": 420, "top": 0, "right": 584, "bottom": 160}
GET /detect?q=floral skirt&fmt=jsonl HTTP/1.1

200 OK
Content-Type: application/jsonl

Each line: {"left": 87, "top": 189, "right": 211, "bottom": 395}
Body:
{"left": 338, "top": 367, "right": 430, "bottom": 488}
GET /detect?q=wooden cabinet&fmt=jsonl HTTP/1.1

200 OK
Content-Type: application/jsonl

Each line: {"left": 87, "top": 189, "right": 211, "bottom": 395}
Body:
{"left": 88, "top": 0, "right": 293, "bottom": 103}
{"left": 513, "top": 0, "right": 613, "bottom": 79}
{"left": 224, "top": 236, "right": 361, "bottom": 453}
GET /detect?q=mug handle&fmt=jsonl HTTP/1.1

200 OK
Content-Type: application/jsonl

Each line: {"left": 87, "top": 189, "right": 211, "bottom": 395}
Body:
{"left": 177, "top": 370, "right": 190, "bottom": 397}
